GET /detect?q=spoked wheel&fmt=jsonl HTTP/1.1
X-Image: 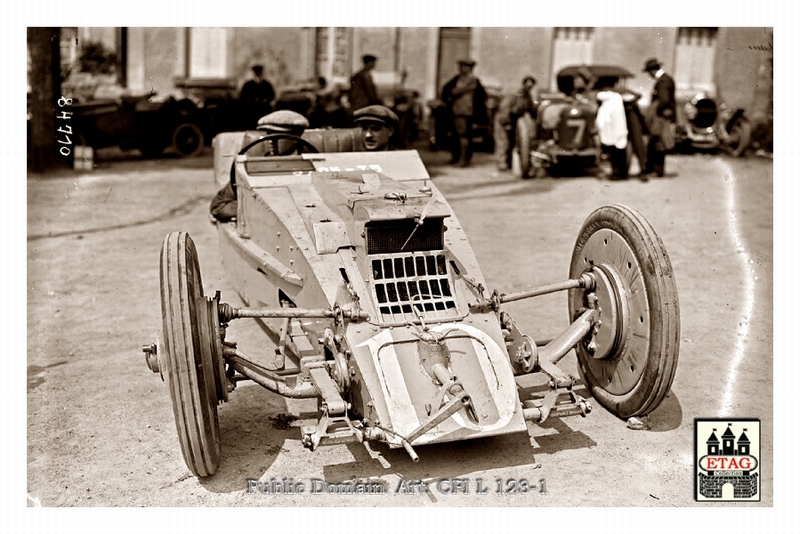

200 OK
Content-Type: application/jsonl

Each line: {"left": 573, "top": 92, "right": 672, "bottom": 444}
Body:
{"left": 160, "top": 232, "right": 223, "bottom": 476}
{"left": 724, "top": 118, "right": 752, "bottom": 157}
{"left": 568, "top": 205, "right": 680, "bottom": 418}
{"left": 515, "top": 114, "right": 533, "bottom": 179}
{"left": 172, "top": 123, "right": 205, "bottom": 157}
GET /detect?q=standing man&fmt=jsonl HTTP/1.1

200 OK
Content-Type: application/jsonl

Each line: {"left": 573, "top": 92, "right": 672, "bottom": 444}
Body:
{"left": 240, "top": 64, "right": 276, "bottom": 130}
{"left": 642, "top": 58, "right": 676, "bottom": 178}
{"left": 349, "top": 54, "right": 381, "bottom": 117}
{"left": 496, "top": 75, "right": 537, "bottom": 170}
{"left": 441, "top": 59, "right": 487, "bottom": 167}
{"left": 353, "top": 105, "right": 398, "bottom": 151}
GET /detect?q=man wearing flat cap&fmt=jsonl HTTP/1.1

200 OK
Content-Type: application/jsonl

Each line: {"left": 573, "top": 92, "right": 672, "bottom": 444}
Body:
{"left": 441, "top": 58, "right": 487, "bottom": 167}
{"left": 642, "top": 58, "right": 676, "bottom": 178}
{"left": 210, "top": 110, "right": 309, "bottom": 222}
{"left": 349, "top": 54, "right": 381, "bottom": 117}
{"left": 353, "top": 105, "right": 398, "bottom": 151}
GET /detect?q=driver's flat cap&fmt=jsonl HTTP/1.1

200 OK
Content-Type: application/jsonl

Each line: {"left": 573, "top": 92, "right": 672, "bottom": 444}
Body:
{"left": 257, "top": 110, "right": 309, "bottom": 132}
{"left": 353, "top": 105, "right": 398, "bottom": 127}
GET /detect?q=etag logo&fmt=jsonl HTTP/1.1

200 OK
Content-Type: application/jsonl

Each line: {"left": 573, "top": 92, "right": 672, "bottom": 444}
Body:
{"left": 695, "top": 419, "right": 760, "bottom": 501}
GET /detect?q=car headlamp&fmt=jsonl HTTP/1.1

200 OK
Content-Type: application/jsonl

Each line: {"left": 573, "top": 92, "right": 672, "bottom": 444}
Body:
{"left": 684, "top": 102, "right": 698, "bottom": 120}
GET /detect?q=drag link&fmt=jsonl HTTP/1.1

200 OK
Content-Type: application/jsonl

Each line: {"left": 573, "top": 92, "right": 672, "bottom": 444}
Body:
{"left": 469, "top": 273, "right": 595, "bottom": 313}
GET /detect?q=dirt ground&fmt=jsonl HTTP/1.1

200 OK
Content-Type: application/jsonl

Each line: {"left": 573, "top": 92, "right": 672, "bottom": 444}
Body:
{"left": 24, "top": 147, "right": 775, "bottom": 517}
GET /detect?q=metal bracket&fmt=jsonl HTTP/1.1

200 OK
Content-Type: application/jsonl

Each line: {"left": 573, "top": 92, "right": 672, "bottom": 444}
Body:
{"left": 301, "top": 407, "right": 364, "bottom": 450}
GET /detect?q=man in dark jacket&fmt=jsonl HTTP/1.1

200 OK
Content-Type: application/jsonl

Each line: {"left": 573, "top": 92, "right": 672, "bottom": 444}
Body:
{"left": 441, "top": 59, "right": 487, "bottom": 167}
{"left": 642, "top": 58, "right": 676, "bottom": 178}
{"left": 240, "top": 64, "right": 275, "bottom": 130}
{"left": 349, "top": 54, "right": 381, "bottom": 117}
{"left": 496, "top": 75, "right": 536, "bottom": 170}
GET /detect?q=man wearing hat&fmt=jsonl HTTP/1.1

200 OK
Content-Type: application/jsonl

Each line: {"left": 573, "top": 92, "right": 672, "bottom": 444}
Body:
{"left": 349, "top": 54, "right": 381, "bottom": 117}
{"left": 210, "top": 110, "right": 309, "bottom": 222}
{"left": 642, "top": 58, "right": 676, "bottom": 178}
{"left": 441, "top": 58, "right": 487, "bottom": 167}
{"left": 240, "top": 64, "right": 276, "bottom": 130}
{"left": 353, "top": 105, "right": 398, "bottom": 151}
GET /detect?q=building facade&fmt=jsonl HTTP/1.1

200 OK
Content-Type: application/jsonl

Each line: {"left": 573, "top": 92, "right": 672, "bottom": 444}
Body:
{"left": 67, "top": 27, "right": 773, "bottom": 122}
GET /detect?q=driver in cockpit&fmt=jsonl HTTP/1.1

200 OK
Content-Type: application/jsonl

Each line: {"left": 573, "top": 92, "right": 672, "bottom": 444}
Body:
{"left": 210, "top": 110, "right": 309, "bottom": 223}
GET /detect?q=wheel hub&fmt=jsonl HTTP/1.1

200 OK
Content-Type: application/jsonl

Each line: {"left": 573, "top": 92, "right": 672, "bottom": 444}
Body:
{"left": 575, "top": 227, "right": 653, "bottom": 396}
{"left": 588, "top": 262, "right": 630, "bottom": 361}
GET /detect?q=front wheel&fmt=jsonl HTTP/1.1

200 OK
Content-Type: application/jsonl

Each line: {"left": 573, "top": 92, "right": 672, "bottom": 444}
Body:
{"left": 515, "top": 114, "right": 534, "bottom": 178}
{"left": 160, "top": 232, "right": 221, "bottom": 476}
{"left": 568, "top": 205, "right": 680, "bottom": 418}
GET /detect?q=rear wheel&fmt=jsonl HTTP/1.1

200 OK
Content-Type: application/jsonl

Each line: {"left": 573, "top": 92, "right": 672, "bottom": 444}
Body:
{"left": 568, "top": 205, "right": 680, "bottom": 418}
{"left": 724, "top": 118, "right": 752, "bottom": 157}
{"left": 172, "top": 122, "right": 205, "bottom": 157}
{"left": 160, "top": 232, "right": 221, "bottom": 477}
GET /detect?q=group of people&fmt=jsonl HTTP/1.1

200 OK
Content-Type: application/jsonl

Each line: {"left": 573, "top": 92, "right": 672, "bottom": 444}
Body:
{"left": 211, "top": 54, "right": 401, "bottom": 223}
{"left": 491, "top": 57, "right": 676, "bottom": 180}
{"left": 593, "top": 58, "right": 676, "bottom": 180}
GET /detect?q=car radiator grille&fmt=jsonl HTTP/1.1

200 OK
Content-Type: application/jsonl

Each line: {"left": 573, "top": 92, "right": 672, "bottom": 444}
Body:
{"left": 365, "top": 218, "right": 444, "bottom": 255}
{"left": 370, "top": 252, "right": 460, "bottom": 325}
{"left": 693, "top": 99, "right": 717, "bottom": 129}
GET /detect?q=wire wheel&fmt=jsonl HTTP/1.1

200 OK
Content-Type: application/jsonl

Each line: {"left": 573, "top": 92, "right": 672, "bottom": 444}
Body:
{"left": 725, "top": 119, "right": 752, "bottom": 157}
{"left": 568, "top": 205, "right": 680, "bottom": 418}
{"left": 171, "top": 122, "right": 205, "bottom": 157}
{"left": 160, "top": 232, "right": 221, "bottom": 476}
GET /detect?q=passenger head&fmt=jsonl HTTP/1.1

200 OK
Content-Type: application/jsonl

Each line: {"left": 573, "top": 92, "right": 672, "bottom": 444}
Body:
{"left": 251, "top": 64, "right": 264, "bottom": 79}
{"left": 256, "top": 110, "right": 310, "bottom": 154}
{"left": 353, "top": 105, "right": 398, "bottom": 151}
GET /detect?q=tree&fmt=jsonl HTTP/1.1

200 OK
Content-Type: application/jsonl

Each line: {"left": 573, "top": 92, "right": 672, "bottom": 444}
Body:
{"left": 28, "top": 27, "right": 68, "bottom": 173}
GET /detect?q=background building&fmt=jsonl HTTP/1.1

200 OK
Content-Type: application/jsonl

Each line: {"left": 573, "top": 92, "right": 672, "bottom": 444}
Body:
{"left": 58, "top": 26, "right": 773, "bottom": 125}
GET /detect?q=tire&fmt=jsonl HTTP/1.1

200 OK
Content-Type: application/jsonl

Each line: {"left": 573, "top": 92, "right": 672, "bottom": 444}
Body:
{"left": 160, "top": 232, "right": 221, "bottom": 477}
{"left": 568, "top": 205, "right": 680, "bottom": 418}
{"left": 516, "top": 114, "right": 533, "bottom": 178}
{"left": 172, "top": 122, "right": 205, "bottom": 158}
{"left": 725, "top": 119, "right": 752, "bottom": 157}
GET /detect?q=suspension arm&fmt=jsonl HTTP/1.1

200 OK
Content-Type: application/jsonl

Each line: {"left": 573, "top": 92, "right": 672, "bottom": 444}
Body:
{"left": 224, "top": 347, "right": 319, "bottom": 398}
{"left": 218, "top": 303, "right": 369, "bottom": 322}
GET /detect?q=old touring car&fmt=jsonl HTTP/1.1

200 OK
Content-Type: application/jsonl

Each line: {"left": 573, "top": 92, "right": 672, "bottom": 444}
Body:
{"left": 144, "top": 126, "right": 680, "bottom": 477}
{"left": 513, "top": 65, "right": 639, "bottom": 178}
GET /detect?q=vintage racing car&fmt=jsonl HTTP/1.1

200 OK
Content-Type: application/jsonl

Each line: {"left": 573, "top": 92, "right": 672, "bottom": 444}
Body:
{"left": 513, "top": 65, "right": 638, "bottom": 179}
{"left": 674, "top": 87, "right": 752, "bottom": 157}
{"left": 144, "top": 126, "right": 680, "bottom": 477}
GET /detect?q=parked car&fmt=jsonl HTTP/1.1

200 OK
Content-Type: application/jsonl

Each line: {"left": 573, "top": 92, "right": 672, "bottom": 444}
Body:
{"left": 144, "top": 126, "right": 680, "bottom": 477}
{"left": 173, "top": 77, "right": 244, "bottom": 139}
{"left": 275, "top": 72, "right": 422, "bottom": 148}
{"left": 69, "top": 89, "right": 207, "bottom": 158}
{"left": 513, "top": 65, "right": 636, "bottom": 178}
{"left": 674, "top": 87, "right": 752, "bottom": 157}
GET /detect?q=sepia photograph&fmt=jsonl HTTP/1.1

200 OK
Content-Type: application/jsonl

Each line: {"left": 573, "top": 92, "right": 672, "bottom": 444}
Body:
{"left": 15, "top": 1, "right": 792, "bottom": 528}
